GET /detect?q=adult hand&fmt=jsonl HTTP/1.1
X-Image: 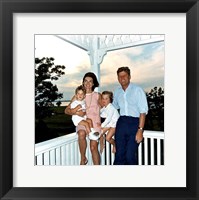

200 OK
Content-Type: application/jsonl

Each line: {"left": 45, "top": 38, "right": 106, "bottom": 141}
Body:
{"left": 76, "top": 110, "right": 86, "bottom": 117}
{"left": 135, "top": 129, "right": 143, "bottom": 143}
{"left": 76, "top": 104, "right": 82, "bottom": 110}
{"left": 71, "top": 104, "right": 82, "bottom": 115}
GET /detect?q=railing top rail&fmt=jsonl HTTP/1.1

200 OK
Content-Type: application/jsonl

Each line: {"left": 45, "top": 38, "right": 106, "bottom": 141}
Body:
{"left": 35, "top": 131, "right": 164, "bottom": 156}
{"left": 143, "top": 131, "right": 164, "bottom": 139}
{"left": 35, "top": 132, "right": 77, "bottom": 155}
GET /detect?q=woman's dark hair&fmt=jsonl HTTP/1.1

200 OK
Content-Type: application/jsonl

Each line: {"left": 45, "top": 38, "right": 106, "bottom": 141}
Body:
{"left": 102, "top": 91, "right": 113, "bottom": 103}
{"left": 82, "top": 72, "right": 99, "bottom": 91}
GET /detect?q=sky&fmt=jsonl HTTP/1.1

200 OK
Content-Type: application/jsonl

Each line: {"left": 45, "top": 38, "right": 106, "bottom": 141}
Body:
{"left": 35, "top": 35, "right": 164, "bottom": 103}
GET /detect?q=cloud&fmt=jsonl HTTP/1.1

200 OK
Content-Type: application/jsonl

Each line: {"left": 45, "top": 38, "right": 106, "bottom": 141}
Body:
{"left": 132, "top": 44, "right": 164, "bottom": 83}
{"left": 54, "top": 64, "right": 91, "bottom": 100}
{"left": 99, "top": 41, "right": 164, "bottom": 93}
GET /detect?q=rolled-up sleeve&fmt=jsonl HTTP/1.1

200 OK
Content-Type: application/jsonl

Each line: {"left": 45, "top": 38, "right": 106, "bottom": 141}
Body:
{"left": 138, "top": 88, "right": 148, "bottom": 114}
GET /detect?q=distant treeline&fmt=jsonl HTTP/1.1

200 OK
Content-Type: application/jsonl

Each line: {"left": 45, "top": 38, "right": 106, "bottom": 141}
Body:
{"left": 145, "top": 87, "right": 164, "bottom": 131}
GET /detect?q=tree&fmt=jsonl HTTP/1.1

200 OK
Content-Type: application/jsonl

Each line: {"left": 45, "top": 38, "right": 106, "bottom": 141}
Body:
{"left": 35, "top": 57, "right": 65, "bottom": 119}
{"left": 56, "top": 101, "right": 62, "bottom": 107}
{"left": 145, "top": 87, "right": 164, "bottom": 131}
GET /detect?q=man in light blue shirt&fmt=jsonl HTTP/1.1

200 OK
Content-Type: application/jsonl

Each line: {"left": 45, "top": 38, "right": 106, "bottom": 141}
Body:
{"left": 113, "top": 66, "right": 148, "bottom": 165}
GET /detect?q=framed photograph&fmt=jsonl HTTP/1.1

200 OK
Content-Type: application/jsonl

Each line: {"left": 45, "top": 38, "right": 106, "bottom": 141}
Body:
{"left": 0, "top": 0, "right": 198, "bottom": 199}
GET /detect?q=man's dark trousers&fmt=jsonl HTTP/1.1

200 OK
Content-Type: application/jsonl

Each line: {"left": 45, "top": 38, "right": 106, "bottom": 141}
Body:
{"left": 114, "top": 116, "right": 139, "bottom": 165}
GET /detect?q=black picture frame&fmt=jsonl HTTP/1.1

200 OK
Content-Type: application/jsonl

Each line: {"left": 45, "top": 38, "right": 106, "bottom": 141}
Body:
{"left": 0, "top": 0, "right": 198, "bottom": 199}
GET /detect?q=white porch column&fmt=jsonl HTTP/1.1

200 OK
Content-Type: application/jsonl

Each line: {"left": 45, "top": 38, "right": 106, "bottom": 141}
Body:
{"left": 88, "top": 36, "right": 107, "bottom": 92}
{"left": 91, "top": 36, "right": 100, "bottom": 81}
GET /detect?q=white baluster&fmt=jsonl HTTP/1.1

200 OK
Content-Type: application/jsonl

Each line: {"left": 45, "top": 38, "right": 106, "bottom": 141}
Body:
{"left": 100, "top": 136, "right": 105, "bottom": 165}
{"left": 106, "top": 141, "right": 110, "bottom": 165}
{"left": 70, "top": 143, "right": 75, "bottom": 165}
{"left": 144, "top": 138, "right": 148, "bottom": 165}
{"left": 74, "top": 141, "right": 78, "bottom": 165}
{"left": 138, "top": 143, "right": 142, "bottom": 165}
{"left": 157, "top": 139, "right": 161, "bottom": 165}
{"left": 111, "top": 151, "right": 115, "bottom": 165}
{"left": 43, "top": 151, "right": 50, "bottom": 165}
{"left": 55, "top": 147, "right": 61, "bottom": 165}
{"left": 61, "top": 145, "right": 66, "bottom": 165}
{"left": 36, "top": 154, "right": 43, "bottom": 166}
{"left": 50, "top": 149, "right": 56, "bottom": 165}
{"left": 150, "top": 138, "right": 155, "bottom": 165}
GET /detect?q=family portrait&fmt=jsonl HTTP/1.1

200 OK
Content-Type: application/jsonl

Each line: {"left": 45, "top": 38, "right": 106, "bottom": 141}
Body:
{"left": 35, "top": 34, "right": 164, "bottom": 166}
{"left": 1, "top": 0, "right": 197, "bottom": 198}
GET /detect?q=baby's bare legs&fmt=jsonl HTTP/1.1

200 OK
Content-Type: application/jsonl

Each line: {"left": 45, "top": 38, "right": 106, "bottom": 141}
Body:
{"left": 86, "top": 118, "right": 93, "bottom": 129}
{"left": 78, "top": 120, "right": 91, "bottom": 134}
{"left": 87, "top": 118, "right": 100, "bottom": 137}
{"left": 106, "top": 127, "right": 116, "bottom": 153}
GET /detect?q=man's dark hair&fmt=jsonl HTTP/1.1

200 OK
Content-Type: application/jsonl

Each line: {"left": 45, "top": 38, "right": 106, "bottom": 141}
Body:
{"left": 117, "top": 66, "right": 131, "bottom": 76}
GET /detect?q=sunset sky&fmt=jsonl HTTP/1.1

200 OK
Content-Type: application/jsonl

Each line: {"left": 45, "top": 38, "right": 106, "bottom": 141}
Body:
{"left": 35, "top": 35, "right": 164, "bottom": 103}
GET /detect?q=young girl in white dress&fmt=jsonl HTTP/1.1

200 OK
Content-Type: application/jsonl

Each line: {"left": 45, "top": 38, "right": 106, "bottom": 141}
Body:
{"left": 99, "top": 91, "right": 120, "bottom": 153}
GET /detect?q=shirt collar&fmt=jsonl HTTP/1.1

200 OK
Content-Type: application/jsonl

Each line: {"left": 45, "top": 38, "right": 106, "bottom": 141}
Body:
{"left": 119, "top": 83, "right": 133, "bottom": 91}
{"left": 103, "top": 103, "right": 111, "bottom": 109}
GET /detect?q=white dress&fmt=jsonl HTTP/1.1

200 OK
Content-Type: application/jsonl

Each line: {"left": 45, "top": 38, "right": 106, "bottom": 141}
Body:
{"left": 100, "top": 103, "right": 120, "bottom": 128}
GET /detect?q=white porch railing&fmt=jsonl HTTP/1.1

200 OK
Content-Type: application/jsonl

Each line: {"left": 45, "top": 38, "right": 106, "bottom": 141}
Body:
{"left": 35, "top": 131, "right": 164, "bottom": 166}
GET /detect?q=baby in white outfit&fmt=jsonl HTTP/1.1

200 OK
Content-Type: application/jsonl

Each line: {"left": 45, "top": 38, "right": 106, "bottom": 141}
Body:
{"left": 70, "top": 85, "right": 99, "bottom": 140}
